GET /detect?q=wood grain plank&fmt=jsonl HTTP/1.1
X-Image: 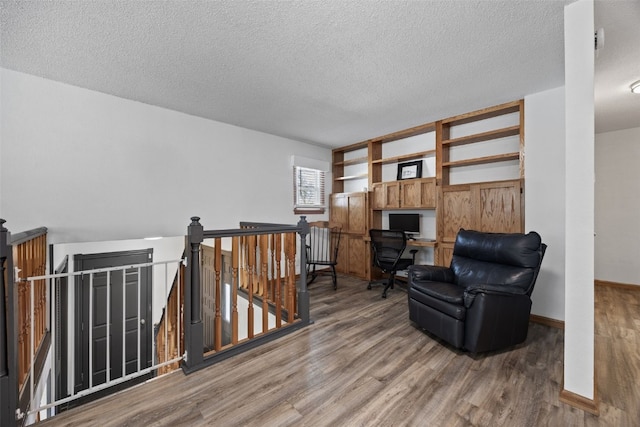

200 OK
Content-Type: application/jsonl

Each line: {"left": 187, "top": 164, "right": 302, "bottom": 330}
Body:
{"left": 39, "top": 278, "right": 638, "bottom": 426}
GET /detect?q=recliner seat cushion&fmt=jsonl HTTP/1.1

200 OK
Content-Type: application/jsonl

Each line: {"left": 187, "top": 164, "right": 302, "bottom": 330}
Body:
{"left": 409, "top": 281, "right": 466, "bottom": 320}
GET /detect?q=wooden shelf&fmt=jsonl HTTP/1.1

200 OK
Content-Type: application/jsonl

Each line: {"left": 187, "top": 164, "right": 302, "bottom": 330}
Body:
{"left": 332, "top": 140, "right": 368, "bottom": 154}
{"left": 371, "top": 149, "right": 436, "bottom": 165}
{"left": 334, "top": 174, "right": 368, "bottom": 182}
{"left": 442, "top": 152, "right": 520, "bottom": 168}
{"left": 442, "top": 125, "right": 520, "bottom": 147}
{"left": 442, "top": 100, "right": 521, "bottom": 126}
{"left": 334, "top": 156, "right": 368, "bottom": 167}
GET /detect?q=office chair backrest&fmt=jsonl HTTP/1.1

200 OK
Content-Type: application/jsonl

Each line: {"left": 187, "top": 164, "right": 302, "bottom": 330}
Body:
{"left": 369, "top": 229, "right": 407, "bottom": 268}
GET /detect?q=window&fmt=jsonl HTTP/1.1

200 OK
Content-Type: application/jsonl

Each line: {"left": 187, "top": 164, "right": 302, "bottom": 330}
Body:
{"left": 293, "top": 166, "right": 325, "bottom": 214}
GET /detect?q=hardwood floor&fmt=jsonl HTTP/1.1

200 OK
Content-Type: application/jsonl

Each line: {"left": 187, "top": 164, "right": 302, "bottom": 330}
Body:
{"left": 40, "top": 278, "right": 639, "bottom": 426}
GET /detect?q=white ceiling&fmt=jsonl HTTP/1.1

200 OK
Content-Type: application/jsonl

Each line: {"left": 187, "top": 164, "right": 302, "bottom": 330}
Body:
{"left": 1, "top": 1, "right": 637, "bottom": 148}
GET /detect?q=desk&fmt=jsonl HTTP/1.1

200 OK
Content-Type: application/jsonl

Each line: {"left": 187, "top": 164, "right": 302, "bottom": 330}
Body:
{"left": 406, "top": 239, "right": 437, "bottom": 248}
{"left": 363, "top": 236, "right": 437, "bottom": 248}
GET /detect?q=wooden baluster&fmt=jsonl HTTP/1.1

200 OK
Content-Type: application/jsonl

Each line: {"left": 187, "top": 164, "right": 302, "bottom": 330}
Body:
{"left": 285, "top": 232, "right": 296, "bottom": 319}
{"left": 231, "top": 236, "right": 239, "bottom": 345}
{"left": 268, "top": 234, "right": 275, "bottom": 303}
{"left": 274, "top": 234, "right": 282, "bottom": 327}
{"left": 40, "top": 234, "right": 46, "bottom": 341}
{"left": 19, "top": 243, "right": 28, "bottom": 385}
{"left": 247, "top": 235, "right": 255, "bottom": 339}
{"left": 260, "top": 234, "right": 269, "bottom": 334}
{"left": 214, "top": 239, "right": 222, "bottom": 351}
{"left": 240, "top": 235, "right": 248, "bottom": 291}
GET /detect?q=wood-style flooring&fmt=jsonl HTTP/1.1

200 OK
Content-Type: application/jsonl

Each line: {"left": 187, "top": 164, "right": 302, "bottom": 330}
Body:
{"left": 39, "top": 277, "right": 639, "bottom": 426}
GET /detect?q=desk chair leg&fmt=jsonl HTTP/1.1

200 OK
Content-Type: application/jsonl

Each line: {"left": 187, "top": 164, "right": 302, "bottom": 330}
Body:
{"left": 381, "top": 272, "right": 396, "bottom": 299}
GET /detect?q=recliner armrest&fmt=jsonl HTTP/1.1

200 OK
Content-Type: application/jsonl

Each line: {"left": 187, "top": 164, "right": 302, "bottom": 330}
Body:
{"left": 408, "top": 265, "right": 454, "bottom": 283}
{"left": 463, "top": 283, "right": 528, "bottom": 307}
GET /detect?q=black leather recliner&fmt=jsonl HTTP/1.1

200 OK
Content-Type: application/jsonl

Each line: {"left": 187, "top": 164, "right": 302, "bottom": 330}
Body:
{"left": 407, "top": 229, "right": 546, "bottom": 353}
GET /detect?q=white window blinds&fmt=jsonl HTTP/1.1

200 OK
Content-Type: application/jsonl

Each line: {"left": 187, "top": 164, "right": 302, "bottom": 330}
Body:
{"left": 293, "top": 166, "right": 325, "bottom": 214}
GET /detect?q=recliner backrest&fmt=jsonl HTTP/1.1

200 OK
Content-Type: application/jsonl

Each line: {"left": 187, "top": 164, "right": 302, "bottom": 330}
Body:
{"left": 450, "top": 229, "right": 546, "bottom": 294}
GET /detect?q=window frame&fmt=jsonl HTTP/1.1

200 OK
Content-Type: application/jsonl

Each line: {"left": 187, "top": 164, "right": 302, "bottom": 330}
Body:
{"left": 293, "top": 166, "right": 326, "bottom": 214}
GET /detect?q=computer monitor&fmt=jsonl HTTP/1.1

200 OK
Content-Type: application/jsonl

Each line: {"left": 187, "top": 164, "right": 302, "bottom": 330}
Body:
{"left": 388, "top": 213, "right": 420, "bottom": 239}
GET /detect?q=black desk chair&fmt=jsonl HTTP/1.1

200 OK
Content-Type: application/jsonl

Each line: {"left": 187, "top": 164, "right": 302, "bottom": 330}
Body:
{"left": 368, "top": 229, "right": 417, "bottom": 298}
{"left": 306, "top": 221, "right": 342, "bottom": 290}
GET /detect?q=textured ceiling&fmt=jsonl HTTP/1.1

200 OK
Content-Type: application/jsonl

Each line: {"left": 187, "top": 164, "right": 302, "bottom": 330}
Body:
{"left": 1, "top": 1, "right": 636, "bottom": 147}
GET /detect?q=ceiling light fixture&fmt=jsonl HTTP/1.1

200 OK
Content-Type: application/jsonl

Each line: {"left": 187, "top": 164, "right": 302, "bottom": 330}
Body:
{"left": 631, "top": 80, "right": 640, "bottom": 94}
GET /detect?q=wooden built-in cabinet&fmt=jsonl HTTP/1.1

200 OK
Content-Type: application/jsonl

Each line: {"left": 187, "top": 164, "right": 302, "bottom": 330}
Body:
{"left": 436, "top": 179, "right": 523, "bottom": 266}
{"left": 371, "top": 178, "right": 436, "bottom": 210}
{"left": 331, "top": 100, "right": 525, "bottom": 279}
{"left": 329, "top": 192, "right": 369, "bottom": 279}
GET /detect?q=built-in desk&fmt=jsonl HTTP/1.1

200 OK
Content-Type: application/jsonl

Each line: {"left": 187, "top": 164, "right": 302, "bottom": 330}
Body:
{"left": 406, "top": 239, "right": 437, "bottom": 248}
{"left": 363, "top": 236, "right": 437, "bottom": 247}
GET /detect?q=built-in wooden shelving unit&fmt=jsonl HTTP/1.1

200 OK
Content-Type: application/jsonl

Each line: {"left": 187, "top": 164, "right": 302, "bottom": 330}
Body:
{"left": 330, "top": 99, "right": 525, "bottom": 274}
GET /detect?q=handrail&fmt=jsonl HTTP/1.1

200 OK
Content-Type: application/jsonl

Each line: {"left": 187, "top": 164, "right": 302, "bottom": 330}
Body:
{"left": 9, "top": 227, "right": 48, "bottom": 246}
{"left": 203, "top": 224, "right": 301, "bottom": 239}
{"left": 182, "top": 215, "right": 311, "bottom": 374}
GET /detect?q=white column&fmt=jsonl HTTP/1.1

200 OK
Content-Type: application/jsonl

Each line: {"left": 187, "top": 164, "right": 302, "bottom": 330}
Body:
{"left": 564, "top": 0, "right": 596, "bottom": 402}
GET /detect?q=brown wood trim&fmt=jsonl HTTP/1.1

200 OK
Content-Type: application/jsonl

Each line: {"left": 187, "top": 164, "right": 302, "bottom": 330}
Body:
{"left": 332, "top": 140, "right": 368, "bottom": 153}
{"left": 348, "top": 122, "right": 437, "bottom": 148}
{"left": 294, "top": 208, "right": 325, "bottom": 215}
{"left": 559, "top": 387, "right": 599, "bottom": 416}
{"left": 441, "top": 100, "right": 522, "bottom": 125}
{"left": 594, "top": 279, "right": 640, "bottom": 290}
{"left": 530, "top": 314, "right": 564, "bottom": 329}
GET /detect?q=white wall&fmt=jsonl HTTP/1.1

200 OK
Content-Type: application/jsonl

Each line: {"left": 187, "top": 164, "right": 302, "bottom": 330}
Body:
{"left": 564, "top": 0, "right": 595, "bottom": 401}
{"left": 0, "top": 69, "right": 331, "bottom": 244}
{"left": 595, "top": 126, "right": 640, "bottom": 286}
{"left": 525, "top": 86, "right": 566, "bottom": 321}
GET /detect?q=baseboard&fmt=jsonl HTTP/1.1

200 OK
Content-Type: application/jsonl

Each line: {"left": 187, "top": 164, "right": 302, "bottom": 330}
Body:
{"left": 595, "top": 279, "right": 640, "bottom": 290}
{"left": 559, "top": 387, "right": 599, "bottom": 416}
{"left": 529, "top": 314, "right": 564, "bottom": 329}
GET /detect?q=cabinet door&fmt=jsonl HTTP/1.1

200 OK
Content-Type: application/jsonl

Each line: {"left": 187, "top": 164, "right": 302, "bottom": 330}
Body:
{"left": 330, "top": 194, "right": 348, "bottom": 230}
{"left": 371, "top": 183, "right": 386, "bottom": 210}
{"left": 474, "top": 180, "right": 522, "bottom": 233}
{"left": 440, "top": 185, "right": 472, "bottom": 244}
{"left": 385, "top": 182, "right": 401, "bottom": 209}
{"left": 400, "top": 179, "right": 422, "bottom": 208}
{"left": 347, "top": 236, "right": 368, "bottom": 278}
{"left": 436, "top": 243, "right": 454, "bottom": 267}
{"left": 420, "top": 178, "right": 436, "bottom": 208}
{"left": 347, "top": 193, "right": 367, "bottom": 234}
{"left": 335, "top": 234, "right": 349, "bottom": 274}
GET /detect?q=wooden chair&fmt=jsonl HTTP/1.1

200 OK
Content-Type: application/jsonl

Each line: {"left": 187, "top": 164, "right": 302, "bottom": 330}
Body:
{"left": 305, "top": 221, "right": 342, "bottom": 290}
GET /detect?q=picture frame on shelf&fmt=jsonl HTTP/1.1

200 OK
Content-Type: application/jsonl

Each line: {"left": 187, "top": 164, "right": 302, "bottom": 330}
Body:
{"left": 397, "top": 160, "right": 423, "bottom": 180}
